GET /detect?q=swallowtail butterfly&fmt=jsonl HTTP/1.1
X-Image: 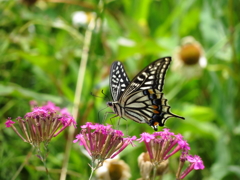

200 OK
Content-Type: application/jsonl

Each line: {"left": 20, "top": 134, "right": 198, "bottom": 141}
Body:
{"left": 107, "top": 57, "right": 184, "bottom": 131}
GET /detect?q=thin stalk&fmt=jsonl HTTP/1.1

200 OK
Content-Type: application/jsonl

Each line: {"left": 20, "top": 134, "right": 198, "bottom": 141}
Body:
{"left": 59, "top": 18, "right": 96, "bottom": 180}
{"left": 152, "top": 165, "right": 157, "bottom": 180}
{"left": 36, "top": 147, "right": 52, "bottom": 180}
{"left": 89, "top": 167, "right": 95, "bottom": 180}
{"left": 88, "top": 159, "right": 102, "bottom": 180}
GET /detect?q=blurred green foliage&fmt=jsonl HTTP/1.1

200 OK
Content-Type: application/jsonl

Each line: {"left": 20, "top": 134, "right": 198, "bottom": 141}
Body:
{"left": 1, "top": 0, "right": 240, "bottom": 179}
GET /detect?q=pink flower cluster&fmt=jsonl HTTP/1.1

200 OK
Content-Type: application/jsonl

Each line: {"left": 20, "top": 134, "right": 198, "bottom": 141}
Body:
{"left": 73, "top": 122, "right": 136, "bottom": 168}
{"left": 5, "top": 102, "right": 76, "bottom": 148}
{"left": 138, "top": 129, "right": 189, "bottom": 163}
{"left": 137, "top": 129, "right": 204, "bottom": 179}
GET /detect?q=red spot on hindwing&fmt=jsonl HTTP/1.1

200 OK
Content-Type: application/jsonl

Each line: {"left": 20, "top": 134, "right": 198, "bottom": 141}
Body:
{"left": 152, "top": 105, "right": 158, "bottom": 109}
{"left": 153, "top": 110, "right": 159, "bottom": 114}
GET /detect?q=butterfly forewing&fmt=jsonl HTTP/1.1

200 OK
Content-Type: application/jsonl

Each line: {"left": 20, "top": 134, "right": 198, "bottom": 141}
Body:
{"left": 120, "top": 57, "right": 171, "bottom": 99}
{"left": 110, "top": 61, "right": 130, "bottom": 101}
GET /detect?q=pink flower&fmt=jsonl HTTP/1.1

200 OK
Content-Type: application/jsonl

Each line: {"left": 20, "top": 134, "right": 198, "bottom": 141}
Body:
{"left": 5, "top": 101, "right": 76, "bottom": 149}
{"left": 60, "top": 108, "right": 72, "bottom": 117}
{"left": 187, "top": 155, "right": 205, "bottom": 169}
{"left": 111, "top": 136, "right": 137, "bottom": 158}
{"left": 41, "top": 101, "right": 61, "bottom": 112}
{"left": 137, "top": 129, "right": 190, "bottom": 165}
{"left": 81, "top": 122, "right": 95, "bottom": 129}
{"left": 179, "top": 155, "right": 205, "bottom": 179}
{"left": 138, "top": 132, "right": 155, "bottom": 143}
{"left": 5, "top": 117, "right": 15, "bottom": 127}
{"left": 73, "top": 123, "right": 136, "bottom": 169}
{"left": 24, "top": 108, "right": 48, "bottom": 118}
{"left": 164, "top": 139, "right": 190, "bottom": 160}
{"left": 137, "top": 129, "right": 204, "bottom": 179}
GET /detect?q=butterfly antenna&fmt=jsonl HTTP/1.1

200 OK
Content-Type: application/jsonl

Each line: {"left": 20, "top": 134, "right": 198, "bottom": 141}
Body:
{"left": 90, "top": 91, "right": 105, "bottom": 99}
{"left": 101, "top": 90, "right": 111, "bottom": 101}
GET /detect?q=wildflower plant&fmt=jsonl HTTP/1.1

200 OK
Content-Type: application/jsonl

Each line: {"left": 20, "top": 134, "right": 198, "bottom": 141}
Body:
{"left": 5, "top": 102, "right": 76, "bottom": 176}
{"left": 73, "top": 122, "right": 136, "bottom": 180}
{"left": 172, "top": 36, "right": 207, "bottom": 78}
{"left": 137, "top": 129, "right": 204, "bottom": 180}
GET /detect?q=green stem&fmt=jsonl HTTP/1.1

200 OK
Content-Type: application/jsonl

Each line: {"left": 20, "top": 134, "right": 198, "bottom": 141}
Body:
{"left": 88, "top": 158, "right": 103, "bottom": 180}
{"left": 37, "top": 148, "right": 52, "bottom": 180}
{"left": 152, "top": 165, "right": 157, "bottom": 180}
{"left": 89, "top": 168, "right": 94, "bottom": 180}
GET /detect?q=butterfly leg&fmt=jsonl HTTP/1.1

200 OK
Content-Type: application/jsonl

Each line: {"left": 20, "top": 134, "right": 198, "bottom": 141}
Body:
{"left": 109, "top": 114, "right": 121, "bottom": 129}
{"left": 103, "top": 111, "right": 115, "bottom": 124}
{"left": 116, "top": 117, "right": 122, "bottom": 130}
{"left": 97, "top": 106, "right": 109, "bottom": 124}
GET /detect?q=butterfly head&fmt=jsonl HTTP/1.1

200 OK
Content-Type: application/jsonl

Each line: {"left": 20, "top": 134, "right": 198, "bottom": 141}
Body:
{"left": 107, "top": 101, "right": 121, "bottom": 116}
{"left": 107, "top": 101, "right": 116, "bottom": 113}
{"left": 107, "top": 101, "right": 113, "bottom": 107}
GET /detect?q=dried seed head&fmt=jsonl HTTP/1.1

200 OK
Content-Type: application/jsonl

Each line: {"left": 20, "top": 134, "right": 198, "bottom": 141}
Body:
{"left": 95, "top": 158, "right": 131, "bottom": 180}
{"left": 172, "top": 36, "right": 207, "bottom": 78}
{"left": 138, "top": 152, "right": 153, "bottom": 179}
{"left": 179, "top": 43, "right": 201, "bottom": 65}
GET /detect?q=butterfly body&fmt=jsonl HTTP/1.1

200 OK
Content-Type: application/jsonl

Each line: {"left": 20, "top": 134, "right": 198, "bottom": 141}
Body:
{"left": 107, "top": 57, "right": 184, "bottom": 131}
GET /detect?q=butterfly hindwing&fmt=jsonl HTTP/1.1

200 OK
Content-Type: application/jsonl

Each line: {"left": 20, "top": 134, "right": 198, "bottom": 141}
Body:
{"left": 122, "top": 89, "right": 183, "bottom": 129}
{"left": 110, "top": 61, "right": 130, "bottom": 101}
